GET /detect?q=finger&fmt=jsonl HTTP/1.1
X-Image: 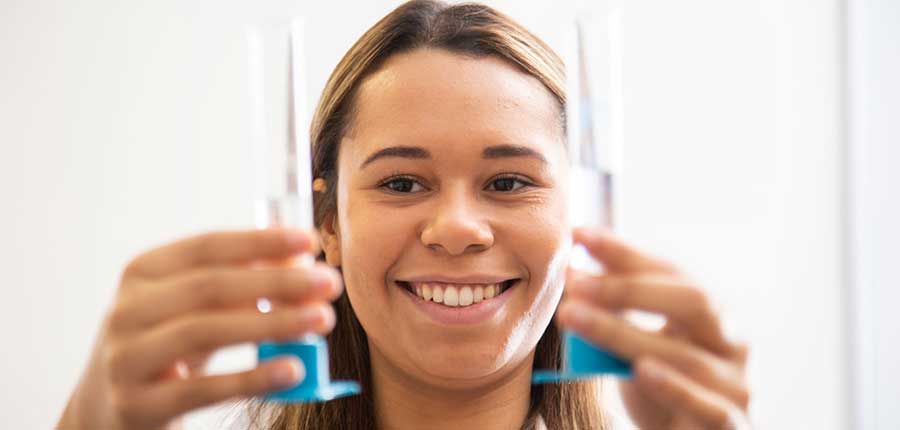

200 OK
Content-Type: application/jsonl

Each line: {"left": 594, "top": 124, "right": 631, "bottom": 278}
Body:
{"left": 566, "top": 271, "right": 734, "bottom": 356}
{"left": 557, "top": 300, "right": 748, "bottom": 405}
{"left": 634, "top": 358, "right": 751, "bottom": 429}
{"left": 731, "top": 341, "right": 750, "bottom": 369}
{"left": 572, "top": 228, "right": 677, "bottom": 274}
{"left": 123, "top": 228, "right": 319, "bottom": 280}
{"left": 120, "top": 357, "right": 304, "bottom": 428}
{"left": 114, "top": 263, "right": 343, "bottom": 330}
{"left": 110, "top": 304, "right": 334, "bottom": 382}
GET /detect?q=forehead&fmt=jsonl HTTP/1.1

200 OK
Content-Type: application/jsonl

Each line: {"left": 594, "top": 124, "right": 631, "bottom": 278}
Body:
{"left": 346, "top": 48, "right": 562, "bottom": 159}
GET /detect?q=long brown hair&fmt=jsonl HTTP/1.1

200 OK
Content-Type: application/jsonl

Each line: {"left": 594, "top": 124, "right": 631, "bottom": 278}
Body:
{"left": 249, "top": 1, "right": 607, "bottom": 428}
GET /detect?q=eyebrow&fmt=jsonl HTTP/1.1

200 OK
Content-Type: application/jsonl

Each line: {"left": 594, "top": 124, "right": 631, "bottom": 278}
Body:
{"left": 360, "top": 144, "right": 548, "bottom": 168}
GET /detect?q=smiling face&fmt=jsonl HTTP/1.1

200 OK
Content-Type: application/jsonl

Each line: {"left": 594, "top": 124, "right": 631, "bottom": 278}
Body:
{"left": 320, "top": 48, "right": 571, "bottom": 387}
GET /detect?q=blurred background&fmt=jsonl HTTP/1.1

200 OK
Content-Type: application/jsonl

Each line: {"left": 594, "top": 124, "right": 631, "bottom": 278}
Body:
{"left": 1, "top": 0, "right": 897, "bottom": 429}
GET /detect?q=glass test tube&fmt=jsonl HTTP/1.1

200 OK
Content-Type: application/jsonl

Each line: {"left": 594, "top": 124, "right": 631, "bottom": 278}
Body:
{"left": 533, "top": 7, "right": 631, "bottom": 384}
{"left": 566, "top": 16, "right": 618, "bottom": 270}
{"left": 247, "top": 20, "right": 312, "bottom": 238}
{"left": 247, "top": 19, "right": 360, "bottom": 403}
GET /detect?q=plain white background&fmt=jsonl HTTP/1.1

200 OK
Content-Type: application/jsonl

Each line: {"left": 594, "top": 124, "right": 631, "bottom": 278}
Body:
{"left": 846, "top": 0, "right": 900, "bottom": 428}
{"left": 1, "top": 0, "right": 882, "bottom": 428}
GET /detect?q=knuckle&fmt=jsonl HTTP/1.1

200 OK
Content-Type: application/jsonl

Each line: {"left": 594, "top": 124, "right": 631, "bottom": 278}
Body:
{"left": 732, "top": 341, "right": 751, "bottom": 364}
{"left": 193, "top": 234, "right": 218, "bottom": 264}
{"left": 272, "top": 268, "right": 296, "bottom": 292}
{"left": 236, "top": 372, "right": 262, "bottom": 395}
{"left": 614, "top": 278, "right": 637, "bottom": 308}
{"left": 109, "top": 386, "right": 138, "bottom": 417}
{"left": 683, "top": 285, "right": 708, "bottom": 307}
{"left": 257, "top": 269, "right": 292, "bottom": 302}
{"left": 103, "top": 344, "right": 128, "bottom": 382}
{"left": 595, "top": 276, "right": 623, "bottom": 306}
{"left": 679, "top": 352, "right": 712, "bottom": 381}
{"left": 168, "top": 382, "right": 197, "bottom": 412}
{"left": 106, "top": 304, "right": 131, "bottom": 330}
{"left": 173, "top": 318, "right": 216, "bottom": 352}
{"left": 204, "top": 373, "right": 256, "bottom": 402}
{"left": 601, "top": 315, "right": 627, "bottom": 346}
{"left": 279, "top": 308, "right": 314, "bottom": 338}
{"left": 192, "top": 269, "right": 227, "bottom": 308}
{"left": 258, "top": 229, "right": 290, "bottom": 255}
{"left": 684, "top": 286, "right": 715, "bottom": 321}
{"left": 708, "top": 407, "right": 733, "bottom": 429}
{"left": 735, "top": 387, "right": 752, "bottom": 410}
{"left": 121, "top": 258, "right": 145, "bottom": 282}
{"left": 661, "top": 374, "right": 691, "bottom": 404}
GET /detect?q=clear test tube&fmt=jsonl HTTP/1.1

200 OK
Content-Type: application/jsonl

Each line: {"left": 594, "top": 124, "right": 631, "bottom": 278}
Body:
{"left": 564, "top": 0, "right": 625, "bottom": 269}
{"left": 246, "top": 19, "right": 360, "bottom": 403}
{"left": 533, "top": 6, "right": 631, "bottom": 384}
{"left": 247, "top": 20, "right": 313, "bottom": 237}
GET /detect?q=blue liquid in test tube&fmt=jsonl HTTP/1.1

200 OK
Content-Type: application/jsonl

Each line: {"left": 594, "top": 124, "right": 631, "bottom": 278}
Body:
{"left": 247, "top": 18, "right": 360, "bottom": 403}
{"left": 532, "top": 11, "right": 632, "bottom": 385}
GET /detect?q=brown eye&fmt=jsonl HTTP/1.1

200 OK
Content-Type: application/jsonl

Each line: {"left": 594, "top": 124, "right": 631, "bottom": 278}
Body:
{"left": 380, "top": 177, "right": 424, "bottom": 193}
{"left": 488, "top": 176, "right": 530, "bottom": 192}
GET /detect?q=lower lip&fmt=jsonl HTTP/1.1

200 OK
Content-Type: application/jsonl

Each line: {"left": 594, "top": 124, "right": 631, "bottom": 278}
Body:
{"left": 398, "top": 281, "right": 518, "bottom": 326}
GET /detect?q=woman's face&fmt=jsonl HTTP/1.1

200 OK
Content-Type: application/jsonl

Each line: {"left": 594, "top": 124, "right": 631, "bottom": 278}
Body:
{"left": 322, "top": 48, "right": 570, "bottom": 386}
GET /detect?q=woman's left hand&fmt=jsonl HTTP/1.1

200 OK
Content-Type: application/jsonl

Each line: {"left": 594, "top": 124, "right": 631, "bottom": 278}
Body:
{"left": 557, "top": 228, "right": 751, "bottom": 430}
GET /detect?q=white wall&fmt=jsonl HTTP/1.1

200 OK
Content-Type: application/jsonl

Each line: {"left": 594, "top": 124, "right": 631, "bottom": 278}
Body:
{"left": 847, "top": 1, "right": 900, "bottom": 429}
{"left": 0, "top": 1, "right": 848, "bottom": 429}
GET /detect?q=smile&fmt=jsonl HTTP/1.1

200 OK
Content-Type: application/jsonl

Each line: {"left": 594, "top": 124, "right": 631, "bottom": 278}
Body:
{"left": 397, "top": 280, "right": 517, "bottom": 307}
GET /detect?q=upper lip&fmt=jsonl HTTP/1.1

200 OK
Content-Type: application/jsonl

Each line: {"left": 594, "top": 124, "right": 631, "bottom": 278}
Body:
{"left": 398, "top": 274, "right": 518, "bottom": 284}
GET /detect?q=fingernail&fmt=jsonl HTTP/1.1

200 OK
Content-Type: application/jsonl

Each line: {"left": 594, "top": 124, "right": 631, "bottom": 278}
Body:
{"left": 559, "top": 301, "right": 592, "bottom": 328}
{"left": 297, "top": 306, "right": 324, "bottom": 325}
{"left": 565, "top": 274, "right": 593, "bottom": 294}
{"left": 572, "top": 227, "right": 596, "bottom": 242}
{"left": 271, "top": 358, "right": 304, "bottom": 387}
{"left": 285, "top": 230, "right": 309, "bottom": 249}
{"left": 310, "top": 269, "right": 334, "bottom": 291}
{"left": 638, "top": 358, "right": 664, "bottom": 383}
{"left": 566, "top": 268, "right": 588, "bottom": 283}
{"left": 574, "top": 227, "right": 611, "bottom": 243}
{"left": 572, "top": 227, "right": 589, "bottom": 239}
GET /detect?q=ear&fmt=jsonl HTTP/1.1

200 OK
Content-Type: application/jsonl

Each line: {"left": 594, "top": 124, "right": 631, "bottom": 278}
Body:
{"left": 318, "top": 211, "right": 342, "bottom": 267}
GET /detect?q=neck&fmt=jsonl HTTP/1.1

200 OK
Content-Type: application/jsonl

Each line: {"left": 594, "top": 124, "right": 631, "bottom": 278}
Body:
{"left": 370, "top": 343, "right": 534, "bottom": 430}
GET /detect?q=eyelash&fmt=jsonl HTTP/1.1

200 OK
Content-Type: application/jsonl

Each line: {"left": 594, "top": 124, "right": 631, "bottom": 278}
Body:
{"left": 377, "top": 173, "right": 535, "bottom": 194}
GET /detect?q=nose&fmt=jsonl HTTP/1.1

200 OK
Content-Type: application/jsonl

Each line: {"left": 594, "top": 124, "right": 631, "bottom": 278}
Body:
{"left": 419, "top": 187, "right": 494, "bottom": 256}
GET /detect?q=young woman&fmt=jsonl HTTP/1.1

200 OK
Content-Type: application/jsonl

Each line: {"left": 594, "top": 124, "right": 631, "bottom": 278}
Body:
{"left": 57, "top": 1, "right": 750, "bottom": 429}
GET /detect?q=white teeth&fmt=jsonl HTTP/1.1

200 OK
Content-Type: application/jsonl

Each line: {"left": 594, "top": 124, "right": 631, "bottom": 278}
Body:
{"left": 459, "top": 286, "right": 473, "bottom": 306}
{"left": 443, "top": 286, "right": 459, "bottom": 306}
{"left": 444, "top": 286, "right": 459, "bottom": 306}
{"left": 473, "top": 286, "right": 484, "bottom": 303}
{"left": 406, "top": 281, "right": 513, "bottom": 307}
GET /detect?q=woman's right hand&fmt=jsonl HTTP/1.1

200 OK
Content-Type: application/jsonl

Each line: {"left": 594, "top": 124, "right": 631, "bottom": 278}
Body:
{"left": 56, "top": 228, "right": 343, "bottom": 430}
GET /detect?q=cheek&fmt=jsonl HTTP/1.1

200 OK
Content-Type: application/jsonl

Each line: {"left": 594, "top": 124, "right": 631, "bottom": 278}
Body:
{"left": 340, "top": 193, "right": 416, "bottom": 267}
{"left": 336, "top": 190, "right": 417, "bottom": 315}
{"left": 514, "top": 196, "right": 569, "bottom": 275}
{"left": 514, "top": 197, "right": 570, "bottom": 316}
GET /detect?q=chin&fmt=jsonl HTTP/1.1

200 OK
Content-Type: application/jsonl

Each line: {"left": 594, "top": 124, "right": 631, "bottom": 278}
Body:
{"left": 416, "top": 343, "right": 509, "bottom": 380}
{"left": 408, "top": 321, "right": 539, "bottom": 386}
